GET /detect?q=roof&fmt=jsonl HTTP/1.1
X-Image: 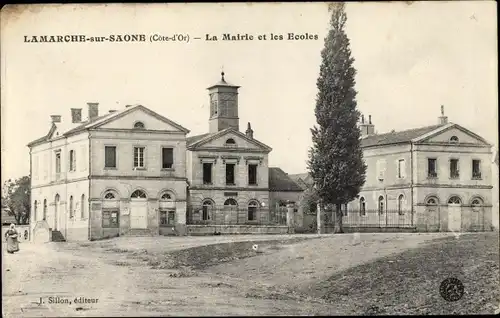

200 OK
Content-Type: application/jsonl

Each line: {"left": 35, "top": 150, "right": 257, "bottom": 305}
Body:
{"left": 360, "top": 124, "right": 444, "bottom": 148}
{"left": 28, "top": 104, "right": 190, "bottom": 147}
{"left": 207, "top": 72, "right": 240, "bottom": 89}
{"left": 186, "top": 133, "right": 212, "bottom": 146}
{"left": 269, "top": 167, "right": 304, "bottom": 192}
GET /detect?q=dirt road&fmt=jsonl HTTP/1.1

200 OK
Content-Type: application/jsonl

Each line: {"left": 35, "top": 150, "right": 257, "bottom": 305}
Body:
{"left": 2, "top": 232, "right": 471, "bottom": 317}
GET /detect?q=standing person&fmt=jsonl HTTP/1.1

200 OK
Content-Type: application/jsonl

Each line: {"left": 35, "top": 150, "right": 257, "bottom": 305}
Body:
{"left": 5, "top": 223, "right": 20, "bottom": 254}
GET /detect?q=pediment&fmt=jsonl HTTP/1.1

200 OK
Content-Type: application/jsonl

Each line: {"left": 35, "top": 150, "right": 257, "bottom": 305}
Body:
{"left": 190, "top": 128, "right": 272, "bottom": 152}
{"left": 96, "top": 106, "right": 189, "bottom": 133}
{"left": 415, "top": 124, "right": 491, "bottom": 146}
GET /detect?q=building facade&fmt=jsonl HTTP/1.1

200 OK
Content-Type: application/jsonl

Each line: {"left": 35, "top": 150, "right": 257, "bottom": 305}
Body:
{"left": 28, "top": 72, "right": 306, "bottom": 241}
{"left": 28, "top": 103, "right": 190, "bottom": 241}
{"left": 297, "top": 107, "right": 495, "bottom": 232}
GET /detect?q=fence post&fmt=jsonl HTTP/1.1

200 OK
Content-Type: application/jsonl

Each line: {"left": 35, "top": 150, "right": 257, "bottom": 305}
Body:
{"left": 287, "top": 203, "right": 295, "bottom": 234}
{"left": 317, "top": 203, "right": 324, "bottom": 234}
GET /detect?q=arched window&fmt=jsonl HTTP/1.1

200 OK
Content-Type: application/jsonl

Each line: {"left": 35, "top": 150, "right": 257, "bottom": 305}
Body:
{"left": 448, "top": 196, "right": 461, "bottom": 205}
{"left": 69, "top": 196, "right": 74, "bottom": 218}
{"left": 33, "top": 200, "right": 38, "bottom": 222}
{"left": 224, "top": 198, "right": 237, "bottom": 206}
{"left": 225, "top": 138, "right": 236, "bottom": 145}
{"left": 134, "top": 121, "right": 145, "bottom": 129}
{"left": 248, "top": 200, "right": 259, "bottom": 221}
{"left": 104, "top": 191, "right": 116, "bottom": 199}
{"left": 202, "top": 200, "right": 213, "bottom": 221}
{"left": 471, "top": 197, "right": 483, "bottom": 212}
{"left": 81, "top": 194, "right": 86, "bottom": 219}
{"left": 161, "top": 192, "right": 172, "bottom": 200}
{"left": 398, "top": 195, "right": 405, "bottom": 215}
{"left": 43, "top": 199, "right": 47, "bottom": 220}
{"left": 359, "top": 197, "right": 366, "bottom": 216}
{"left": 450, "top": 136, "right": 459, "bottom": 143}
{"left": 426, "top": 196, "right": 438, "bottom": 212}
{"left": 378, "top": 196, "right": 385, "bottom": 214}
{"left": 131, "top": 190, "right": 147, "bottom": 199}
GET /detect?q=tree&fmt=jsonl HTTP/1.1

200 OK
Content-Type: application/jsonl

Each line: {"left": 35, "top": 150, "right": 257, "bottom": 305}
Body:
{"left": 307, "top": 3, "right": 367, "bottom": 233}
{"left": 2, "top": 176, "right": 31, "bottom": 224}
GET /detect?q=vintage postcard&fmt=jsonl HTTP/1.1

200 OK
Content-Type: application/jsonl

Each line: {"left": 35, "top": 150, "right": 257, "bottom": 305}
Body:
{"left": 1, "top": 2, "right": 498, "bottom": 316}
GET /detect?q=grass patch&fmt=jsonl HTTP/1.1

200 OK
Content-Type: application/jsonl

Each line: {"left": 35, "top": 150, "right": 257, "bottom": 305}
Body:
{"left": 310, "top": 232, "right": 499, "bottom": 315}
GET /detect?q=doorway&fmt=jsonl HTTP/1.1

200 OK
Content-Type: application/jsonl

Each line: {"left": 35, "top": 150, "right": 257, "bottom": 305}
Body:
{"left": 130, "top": 190, "right": 148, "bottom": 229}
{"left": 447, "top": 196, "right": 462, "bottom": 232}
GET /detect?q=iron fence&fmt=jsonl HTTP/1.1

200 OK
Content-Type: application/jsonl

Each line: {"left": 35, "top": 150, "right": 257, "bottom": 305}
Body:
{"left": 322, "top": 209, "right": 415, "bottom": 228}
{"left": 186, "top": 206, "right": 288, "bottom": 226}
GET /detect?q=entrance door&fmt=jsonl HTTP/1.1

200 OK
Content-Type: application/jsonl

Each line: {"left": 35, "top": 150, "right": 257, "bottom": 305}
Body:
{"left": 447, "top": 196, "right": 462, "bottom": 232}
{"left": 130, "top": 201, "right": 148, "bottom": 229}
{"left": 54, "top": 194, "right": 60, "bottom": 230}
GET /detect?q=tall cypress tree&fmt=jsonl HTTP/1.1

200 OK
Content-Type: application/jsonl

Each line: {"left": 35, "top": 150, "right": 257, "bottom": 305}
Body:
{"left": 307, "top": 3, "right": 367, "bottom": 233}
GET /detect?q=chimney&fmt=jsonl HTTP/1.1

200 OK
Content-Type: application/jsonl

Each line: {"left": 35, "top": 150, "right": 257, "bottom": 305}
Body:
{"left": 245, "top": 122, "right": 254, "bottom": 139}
{"left": 359, "top": 114, "right": 375, "bottom": 137}
{"left": 50, "top": 115, "right": 61, "bottom": 123}
{"left": 87, "top": 102, "right": 99, "bottom": 120}
{"left": 71, "top": 108, "right": 82, "bottom": 123}
{"left": 438, "top": 105, "right": 448, "bottom": 125}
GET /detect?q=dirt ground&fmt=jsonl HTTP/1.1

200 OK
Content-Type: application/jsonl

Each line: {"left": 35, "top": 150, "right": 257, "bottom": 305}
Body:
{"left": 2, "top": 232, "right": 499, "bottom": 316}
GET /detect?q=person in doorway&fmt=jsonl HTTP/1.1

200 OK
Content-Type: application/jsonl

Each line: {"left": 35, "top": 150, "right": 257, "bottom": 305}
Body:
{"left": 5, "top": 223, "right": 20, "bottom": 254}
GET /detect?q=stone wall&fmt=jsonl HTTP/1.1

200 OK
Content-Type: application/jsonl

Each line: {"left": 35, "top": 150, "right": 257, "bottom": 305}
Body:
{"left": 186, "top": 225, "right": 289, "bottom": 235}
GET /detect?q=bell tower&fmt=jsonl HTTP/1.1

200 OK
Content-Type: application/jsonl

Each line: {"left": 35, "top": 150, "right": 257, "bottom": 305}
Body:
{"left": 207, "top": 71, "right": 240, "bottom": 133}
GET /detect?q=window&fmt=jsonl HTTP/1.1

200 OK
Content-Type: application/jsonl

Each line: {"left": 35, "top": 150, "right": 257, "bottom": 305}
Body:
{"left": 69, "top": 150, "right": 76, "bottom": 172}
{"left": 225, "top": 138, "right": 236, "bottom": 145}
{"left": 248, "top": 201, "right": 259, "bottom": 221}
{"left": 102, "top": 209, "right": 119, "bottom": 228}
{"left": 203, "top": 163, "right": 213, "bottom": 184}
{"left": 378, "top": 196, "right": 384, "bottom": 214}
{"left": 134, "top": 121, "right": 145, "bottom": 129}
{"left": 376, "top": 159, "right": 386, "bottom": 181}
{"left": 43, "top": 199, "right": 47, "bottom": 220}
{"left": 104, "top": 192, "right": 116, "bottom": 199}
{"left": 43, "top": 154, "right": 49, "bottom": 180}
{"left": 248, "top": 164, "right": 257, "bottom": 185}
{"left": 471, "top": 198, "right": 482, "bottom": 212}
{"left": 160, "top": 210, "right": 175, "bottom": 226}
{"left": 450, "top": 159, "right": 459, "bottom": 179}
{"left": 202, "top": 200, "right": 213, "bottom": 221}
{"left": 450, "top": 136, "right": 459, "bottom": 143}
{"left": 398, "top": 195, "right": 404, "bottom": 215}
{"left": 226, "top": 163, "right": 235, "bottom": 185}
{"left": 427, "top": 197, "right": 438, "bottom": 205}
{"left": 162, "top": 148, "right": 174, "bottom": 169}
{"left": 397, "top": 159, "right": 405, "bottom": 178}
{"left": 428, "top": 158, "right": 437, "bottom": 178}
{"left": 104, "top": 146, "right": 116, "bottom": 168}
{"left": 133, "top": 147, "right": 145, "bottom": 168}
{"left": 33, "top": 200, "right": 38, "bottom": 221}
{"left": 472, "top": 160, "right": 481, "bottom": 179}
{"left": 131, "top": 190, "right": 147, "bottom": 199}
{"left": 359, "top": 197, "right": 366, "bottom": 216}
{"left": 55, "top": 151, "right": 61, "bottom": 178}
{"left": 161, "top": 192, "right": 172, "bottom": 200}
{"left": 448, "top": 196, "right": 461, "bottom": 204}
{"left": 81, "top": 194, "right": 86, "bottom": 219}
{"left": 342, "top": 204, "right": 348, "bottom": 217}
{"left": 69, "top": 196, "right": 74, "bottom": 218}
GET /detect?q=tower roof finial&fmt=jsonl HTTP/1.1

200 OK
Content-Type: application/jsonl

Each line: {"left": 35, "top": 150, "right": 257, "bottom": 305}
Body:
{"left": 221, "top": 65, "right": 225, "bottom": 82}
{"left": 441, "top": 105, "right": 444, "bottom": 116}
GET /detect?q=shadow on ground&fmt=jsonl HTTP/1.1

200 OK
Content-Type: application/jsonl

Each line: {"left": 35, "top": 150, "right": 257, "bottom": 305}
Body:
{"left": 308, "top": 232, "right": 499, "bottom": 315}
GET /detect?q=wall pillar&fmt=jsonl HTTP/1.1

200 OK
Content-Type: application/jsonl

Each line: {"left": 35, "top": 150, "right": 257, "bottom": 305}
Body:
{"left": 175, "top": 201, "right": 187, "bottom": 236}
{"left": 317, "top": 203, "right": 325, "bottom": 234}
{"left": 286, "top": 203, "right": 295, "bottom": 234}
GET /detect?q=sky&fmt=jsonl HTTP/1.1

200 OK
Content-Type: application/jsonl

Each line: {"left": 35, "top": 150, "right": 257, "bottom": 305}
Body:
{"left": 1, "top": 2, "right": 498, "bottom": 184}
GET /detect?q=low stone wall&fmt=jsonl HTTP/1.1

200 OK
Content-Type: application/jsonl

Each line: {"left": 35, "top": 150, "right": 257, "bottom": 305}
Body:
{"left": 2, "top": 225, "right": 31, "bottom": 243}
{"left": 186, "top": 225, "right": 289, "bottom": 236}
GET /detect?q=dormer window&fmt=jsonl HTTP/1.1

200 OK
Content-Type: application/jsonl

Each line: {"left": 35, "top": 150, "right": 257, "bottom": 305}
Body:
{"left": 134, "top": 121, "right": 145, "bottom": 129}
{"left": 225, "top": 138, "right": 236, "bottom": 146}
{"left": 450, "top": 136, "right": 459, "bottom": 143}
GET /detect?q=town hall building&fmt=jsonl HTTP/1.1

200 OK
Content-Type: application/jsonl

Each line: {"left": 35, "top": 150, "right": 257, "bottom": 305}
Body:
{"left": 28, "top": 72, "right": 305, "bottom": 241}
